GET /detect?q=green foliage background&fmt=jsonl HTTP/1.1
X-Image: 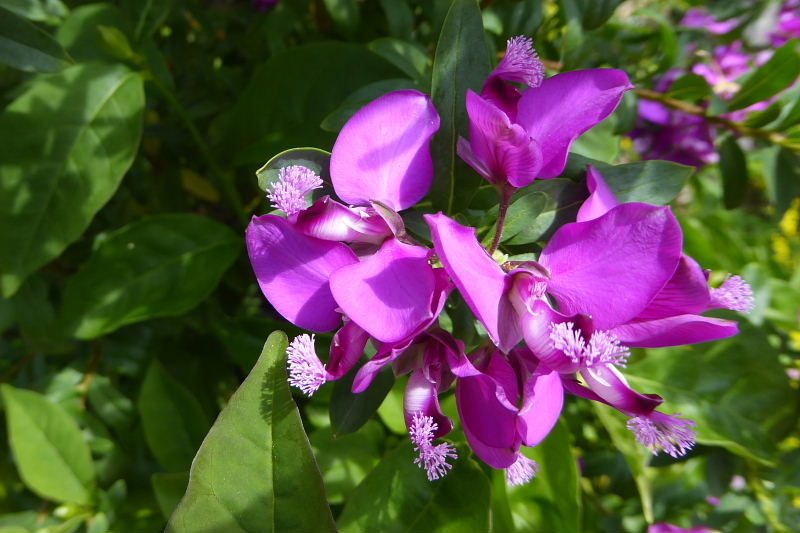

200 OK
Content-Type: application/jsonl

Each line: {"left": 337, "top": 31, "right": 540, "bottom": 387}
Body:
{"left": 0, "top": 1, "right": 798, "bottom": 532}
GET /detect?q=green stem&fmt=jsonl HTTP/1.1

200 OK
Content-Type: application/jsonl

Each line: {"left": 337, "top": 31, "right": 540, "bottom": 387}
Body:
{"left": 489, "top": 186, "right": 513, "bottom": 254}
{"left": 148, "top": 75, "right": 247, "bottom": 226}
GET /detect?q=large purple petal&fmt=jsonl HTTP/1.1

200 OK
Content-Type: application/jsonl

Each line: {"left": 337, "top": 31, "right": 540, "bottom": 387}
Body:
{"left": 636, "top": 255, "right": 711, "bottom": 320}
{"left": 246, "top": 214, "right": 358, "bottom": 331}
{"left": 426, "top": 213, "right": 520, "bottom": 352}
{"left": 330, "top": 90, "right": 440, "bottom": 211}
{"left": 576, "top": 165, "right": 619, "bottom": 222}
{"left": 330, "top": 238, "right": 436, "bottom": 343}
{"left": 517, "top": 69, "right": 634, "bottom": 178}
{"left": 540, "top": 204, "right": 683, "bottom": 330}
{"left": 612, "top": 314, "right": 739, "bottom": 348}
{"left": 518, "top": 365, "right": 564, "bottom": 446}
{"left": 456, "top": 374, "right": 518, "bottom": 449}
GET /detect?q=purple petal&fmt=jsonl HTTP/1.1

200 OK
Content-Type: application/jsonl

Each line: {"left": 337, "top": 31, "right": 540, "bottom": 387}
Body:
{"left": 577, "top": 165, "right": 619, "bottom": 222}
{"left": 465, "top": 90, "right": 543, "bottom": 187}
{"left": 612, "top": 314, "right": 739, "bottom": 348}
{"left": 426, "top": 213, "right": 520, "bottom": 352}
{"left": 327, "top": 320, "right": 370, "bottom": 380}
{"left": 636, "top": 255, "right": 711, "bottom": 320}
{"left": 330, "top": 238, "right": 437, "bottom": 343}
{"left": 456, "top": 369, "right": 518, "bottom": 449}
{"left": 293, "top": 196, "right": 391, "bottom": 244}
{"left": 540, "top": 204, "right": 683, "bottom": 330}
{"left": 405, "top": 368, "right": 453, "bottom": 439}
{"left": 517, "top": 69, "right": 634, "bottom": 178}
{"left": 330, "top": 90, "right": 440, "bottom": 211}
{"left": 427, "top": 327, "right": 481, "bottom": 379}
{"left": 580, "top": 365, "right": 663, "bottom": 416}
{"left": 246, "top": 214, "right": 358, "bottom": 332}
{"left": 518, "top": 365, "right": 564, "bottom": 446}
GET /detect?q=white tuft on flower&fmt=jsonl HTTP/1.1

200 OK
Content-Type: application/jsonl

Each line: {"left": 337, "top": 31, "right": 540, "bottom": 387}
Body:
{"left": 506, "top": 453, "right": 539, "bottom": 486}
{"left": 410, "top": 412, "right": 458, "bottom": 481}
{"left": 497, "top": 36, "right": 545, "bottom": 88}
{"left": 550, "top": 322, "right": 630, "bottom": 367}
{"left": 286, "top": 334, "right": 326, "bottom": 396}
{"left": 709, "top": 274, "right": 755, "bottom": 313}
{"left": 627, "top": 412, "right": 696, "bottom": 458}
{"left": 267, "top": 165, "right": 323, "bottom": 216}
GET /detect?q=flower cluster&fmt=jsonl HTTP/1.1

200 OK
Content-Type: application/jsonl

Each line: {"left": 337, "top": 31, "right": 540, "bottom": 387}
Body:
{"left": 247, "top": 37, "right": 754, "bottom": 484}
{"left": 631, "top": 2, "right": 800, "bottom": 167}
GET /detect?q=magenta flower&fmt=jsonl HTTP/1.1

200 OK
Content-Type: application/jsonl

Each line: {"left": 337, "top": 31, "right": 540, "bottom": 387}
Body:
{"left": 247, "top": 90, "right": 445, "bottom": 388}
{"left": 456, "top": 346, "right": 563, "bottom": 484}
{"left": 771, "top": 0, "right": 800, "bottom": 47}
{"left": 457, "top": 36, "right": 633, "bottom": 189}
{"left": 648, "top": 523, "right": 719, "bottom": 533}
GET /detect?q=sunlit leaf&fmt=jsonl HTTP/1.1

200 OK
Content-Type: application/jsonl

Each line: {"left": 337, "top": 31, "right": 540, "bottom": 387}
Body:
{"left": 167, "top": 332, "right": 336, "bottom": 533}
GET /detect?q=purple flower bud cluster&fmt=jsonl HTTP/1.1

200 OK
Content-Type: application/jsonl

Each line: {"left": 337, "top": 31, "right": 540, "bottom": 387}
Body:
{"left": 246, "top": 38, "right": 754, "bottom": 484}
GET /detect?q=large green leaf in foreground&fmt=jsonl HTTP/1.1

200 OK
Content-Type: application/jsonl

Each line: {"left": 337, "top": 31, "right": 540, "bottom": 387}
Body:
{"left": 0, "top": 62, "right": 144, "bottom": 297}
{"left": 61, "top": 214, "right": 240, "bottom": 339}
{"left": 167, "top": 332, "right": 336, "bottom": 533}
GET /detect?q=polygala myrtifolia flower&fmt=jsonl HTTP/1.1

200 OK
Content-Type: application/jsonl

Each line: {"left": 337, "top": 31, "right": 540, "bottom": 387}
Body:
{"left": 458, "top": 36, "right": 634, "bottom": 191}
{"left": 425, "top": 165, "right": 753, "bottom": 458}
{"left": 246, "top": 34, "right": 754, "bottom": 485}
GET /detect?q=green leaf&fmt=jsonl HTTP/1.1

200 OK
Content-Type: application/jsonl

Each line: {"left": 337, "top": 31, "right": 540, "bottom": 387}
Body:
{"left": 152, "top": 472, "right": 189, "bottom": 520}
{"left": 626, "top": 322, "right": 799, "bottom": 464}
{"left": 718, "top": 134, "right": 749, "bottom": 209}
{"left": 330, "top": 365, "right": 394, "bottom": 437}
{"left": 592, "top": 402, "right": 654, "bottom": 523}
{"left": 96, "top": 24, "right": 134, "bottom": 61}
{"left": 504, "top": 178, "right": 587, "bottom": 245}
{"left": 323, "top": 0, "right": 360, "bottom": 36}
{"left": 506, "top": 419, "right": 582, "bottom": 532}
{"left": 0, "top": 6, "right": 71, "bottom": 72}
{"left": 0, "top": 0, "right": 67, "bottom": 23}
{"left": 1, "top": 384, "right": 96, "bottom": 505}
{"left": 502, "top": 192, "right": 548, "bottom": 242}
{"left": 337, "top": 442, "right": 491, "bottom": 532}
{"left": 429, "top": 0, "right": 491, "bottom": 214}
{"left": 743, "top": 100, "right": 782, "bottom": 128}
{"left": 0, "top": 62, "right": 144, "bottom": 297}
{"left": 570, "top": 118, "right": 619, "bottom": 163}
{"left": 138, "top": 360, "right": 210, "bottom": 473}
{"left": 309, "top": 421, "right": 383, "bottom": 504}
{"left": 763, "top": 146, "right": 800, "bottom": 218}
{"left": 219, "top": 42, "right": 400, "bottom": 167}
{"left": 256, "top": 147, "right": 332, "bottom": 193}
{"left": 367, "top": 37, "right": 431, "bottom": 89}
{"left": 666, "top": 73, "right": 712, "bottom": 102}
{"left": 321, "top": 78, "right": 419, "bottom": 132}
{"left": 60, "top": 214, "right": 240, "bottom": 339}
{"left": 167, "top": 332, "right": 336, "bottom": 533}
{"left": 377, "top": 377, "right": 407, "bottom": 435}
{"left": 87, "top": 375, "right": 134, "bottom": 432}
{"left": 561, "top": 0, "right": 624, "bottom": 30}
{"left": 378, "top": 0, "right": 414, "bottom": 39}
{"left": 728, "top": 39, "right": 800, "bottom": 112}
{"left": 599, "top": 160, "right": 694, "bottom": 205}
